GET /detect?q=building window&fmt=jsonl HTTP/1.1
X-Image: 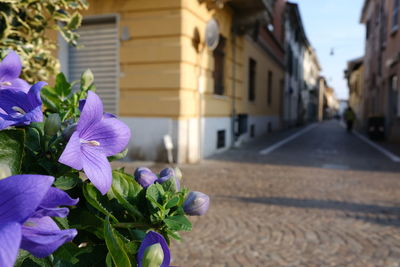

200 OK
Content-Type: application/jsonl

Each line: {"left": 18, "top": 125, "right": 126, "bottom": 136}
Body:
{"left": 366, "top": 19, "right": 371, "bottom": 39}
{"left": 248, "top": 58, "right": 256, "bottom": 101}
{"left": 267, "top": 71, "right": 273, "bottom": 106}
{"left": 216, "top": 130, "right": 226, "bottom": 149}
{"left": 213, "top": 35, "right": 226, "bottom": 95}
{"left": 393, "top": 0, "right": 399, "bottom": 31}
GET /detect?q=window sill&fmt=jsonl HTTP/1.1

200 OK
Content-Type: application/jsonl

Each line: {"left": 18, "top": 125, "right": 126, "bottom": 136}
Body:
{"left": 213, "top": 94, "right": 229, "bottom": 100}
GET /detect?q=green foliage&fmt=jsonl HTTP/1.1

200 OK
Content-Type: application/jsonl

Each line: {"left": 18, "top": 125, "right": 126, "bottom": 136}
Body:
{"left": 5, "top": 71, "right": 197, "bottom": 266}
{"left": 0, "top": 0, "right": 88, "bottom": 84}
{"left": 0, "top": 129, "right": 25, "bottom": 175}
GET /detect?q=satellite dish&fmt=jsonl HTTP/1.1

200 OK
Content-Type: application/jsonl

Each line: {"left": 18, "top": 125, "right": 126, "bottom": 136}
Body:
{"left": 205, "top": 19, "right": 220, "bottom": 50}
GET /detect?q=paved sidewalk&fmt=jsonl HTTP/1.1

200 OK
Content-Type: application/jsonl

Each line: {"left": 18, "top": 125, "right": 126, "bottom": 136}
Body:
{"left": 115, "top": 121, "right": 400, "bottom": 266}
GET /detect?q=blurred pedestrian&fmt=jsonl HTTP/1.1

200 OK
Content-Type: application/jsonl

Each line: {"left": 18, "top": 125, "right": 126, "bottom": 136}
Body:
{"left": 343, "top": 107, "right": 356, "bottom": 132}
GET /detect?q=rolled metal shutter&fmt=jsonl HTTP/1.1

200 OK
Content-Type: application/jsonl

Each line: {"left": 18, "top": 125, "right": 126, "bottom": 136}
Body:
{"left": 68, "top": 17, "right": 119, "bottom": 114}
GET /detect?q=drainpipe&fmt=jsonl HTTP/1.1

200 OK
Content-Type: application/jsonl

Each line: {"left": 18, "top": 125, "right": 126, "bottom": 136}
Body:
{"left": 231, "top": 29, "right": 237, "bottom": 147}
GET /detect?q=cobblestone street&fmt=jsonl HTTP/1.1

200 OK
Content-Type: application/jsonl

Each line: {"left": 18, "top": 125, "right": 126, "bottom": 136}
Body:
{"left": 122, "top": 121, "right": 400, "bottom": 266}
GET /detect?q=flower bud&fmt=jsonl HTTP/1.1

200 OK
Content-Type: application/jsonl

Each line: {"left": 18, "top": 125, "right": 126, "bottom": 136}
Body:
{"left": 44, "top": 113, "right": 61, "bottom": 136}
{"left": 173, "top": 167, "right": 182, "bottom": 181}
{"left": 158, "top": 168, "right": 180, "bottom": 192}
{"left": 183, "top": 191, "right": 210, "bottom": 216}
{"left": 134, "top": 167, "right": 157, "bottom": 188}
{"left": 142, "top": 243, "right": 164, "bottom": 267}
{"left": 62, "top": 123, "right": 77, "bottom": 141}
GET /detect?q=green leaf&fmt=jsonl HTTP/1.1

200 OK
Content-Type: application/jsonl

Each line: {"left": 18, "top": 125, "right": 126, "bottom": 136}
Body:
{"left": 25, "top": 126, "right": 41, "bottom": 153}
{"left": 166, "top": 230, "right": 182, "bottom": 241}
{"left": 55, "top": 72, "right": 72, "bottom": 100}
{"left": 54, "top": 175, "right": 80, "bottom": 190}
{"left": 108, "top": 148, "right": 128, "bottom": 162}
{"left": 81, "top": 69, "right": 94, "bottom": 91}
{"left": 109, "top": 170, "right": 144, "bottom": 219}
{"left": 164, "top": 215, "right": 192, "bottom": 231}
{"left": 0, "top": 129, "right": 25, "bottom": 175}
{"left": 14, "top": 250, "right": 30, "bottom": 267}
{"left": 146, "top": 184, "right": 164, "bottom": 211}
{"left": 106, "top": 253, "right": 114, "bottom": 267}
{"left": 83, "top": 184, "right": 118, "bottom": 223}
{"left": 165, "top": 196, "right": 180, "bottom": 209}
{"left": 41, "top": 86, "right": 60, "bottom": 112}
{"left": 68, "top": 12, "right": 82, "bottom": 30}
{"left": 53, "top": 243, "right": 93, "bottom": 265}
{"left": 104, "top": 218, "right": 132, "bottom": 267}
{"left": 69, "top": 209, "right": 104, "bottom": 238}
{"left": 25, "top": 255, "right": 53, "bottom": 267}
{"left": 110, "top": 170, "right": 142, "bottom": 202}
{"left": 160, "top": 177, "right": 178, "bottom": 193}
{"left": 53, "top": 216, "right": 70, "bottom": 229}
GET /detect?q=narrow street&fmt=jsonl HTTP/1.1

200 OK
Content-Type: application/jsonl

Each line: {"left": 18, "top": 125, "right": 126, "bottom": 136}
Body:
{"left": 166, "top": 121, "right": 400, "bottom": 266}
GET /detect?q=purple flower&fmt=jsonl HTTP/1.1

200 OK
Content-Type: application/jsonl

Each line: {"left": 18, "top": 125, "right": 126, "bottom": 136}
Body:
{"left": 137, "top": 231, "right": 171, "bottom": 267}
{"left": 0, "top": 175, "right": 78, "bottom": 267}
{"left": 0, "top": 51, "right": 30, "bottom": 92}
{"left": 59, "top": 91, "right": 131, "bottom": 195}
{"left": 0, "top": 81, "right": 46, "bottom": 130}
{"left": 134, "top": 167, "right": 158, "bottom": 188}
{"left": 158, "top": 168, "right": 180, "bottom": 192}
{"left": 183, "top": 191, "right": 210, "bottom": 216}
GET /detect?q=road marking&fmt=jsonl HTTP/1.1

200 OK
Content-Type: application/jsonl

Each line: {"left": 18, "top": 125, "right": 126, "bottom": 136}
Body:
{"left": 352, "top": 131, "right": 400, "bottom": 163}
{"left": 259, "top": 124, "right": 317, "bottom": 155}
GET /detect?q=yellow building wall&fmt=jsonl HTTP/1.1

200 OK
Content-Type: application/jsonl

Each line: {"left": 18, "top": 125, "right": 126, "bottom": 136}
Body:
{"left": 78, "top": 0, "right": 281, "bottom": 120}
{"left": 80, "top": 0, "right": 182, "bottom": 118}
{"left": 240, "top": 38, "right": 284, "bottom": 117}
{"left": 180, "top": 0, "right": 245, "bottom": 118}
{"left": 349, "top": 64, "right": 365, "bottom": 128}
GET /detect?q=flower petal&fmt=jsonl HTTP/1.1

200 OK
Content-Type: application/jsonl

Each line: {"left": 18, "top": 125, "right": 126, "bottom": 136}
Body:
{"left": 2, "top": 78, "right": 30, "bottom": 92}
{"left": 23, "top": 106, "right": 43, "bottom": 124}
{"left": 0, "top": 89, "right": 29, "bottom": 115}
{"left": 34, "top": 187, "right": 79, "bottom": 218}
{"left": 81, "top": 146, "right": 112, "bottom": 195}
{"left": 21, "top": 216, "right": 77, "bottom": 258}
{"left": 59, "top": 131, "right": 83, "bottom": 170}
{"left": 137, "top": 231, "right": 171, "bottom": 267}
{"left": 81, "top": 118, "right": 131, "bottom": 156}
{"left": 0, "top": 175, "right": 54, "bottom": 224}
{"left": 0, "top": 116, "right": 16, "bottom": 130}
{"left": 77, "top": 91, "right": 103, "bottom": 136}
{"left": 27, "top": 81, "right": 46, "bottom": 108}
{"left": 0, "top": 222, "right": 22, "bottom": 267}
{"left": 0, "top": 51, "right": 22, "bottom": 82}
{"left": 41, "top": 187, "right": 79, "bottom": 207}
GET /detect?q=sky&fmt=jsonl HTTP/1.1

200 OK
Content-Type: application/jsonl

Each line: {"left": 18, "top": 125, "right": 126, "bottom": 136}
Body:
{"left": 291, "top": 0, "right": 365, "bottom": 100}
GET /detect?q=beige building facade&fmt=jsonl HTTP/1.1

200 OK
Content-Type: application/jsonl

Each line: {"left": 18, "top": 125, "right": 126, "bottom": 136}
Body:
{"left": 59, "top": 0, "right": 282, "bottom": 162}
{"left": 345, "top": 57, "right": 365, "bottom": 129}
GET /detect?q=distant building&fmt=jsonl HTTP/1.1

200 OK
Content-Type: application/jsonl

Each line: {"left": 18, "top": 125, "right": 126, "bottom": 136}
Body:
{"left": 283, "top": 2, "right": 308, "bottom": 127}
{"left": 323, "top": 86, "right": 339, "bottom": 119}
{"left": 317, "top": 76, "right": 328, "bottom": 121}
{"left": 303, "top": 45, "right": 322, "bottom": 122}
{"left": 360, "top": 0, "right": 400, "bottom": 141}
{"left": 57, "top": 0, "right": 288, "bottom": 162}
{"left": 345, "top": 57, "right": 364, "bottom": 129}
